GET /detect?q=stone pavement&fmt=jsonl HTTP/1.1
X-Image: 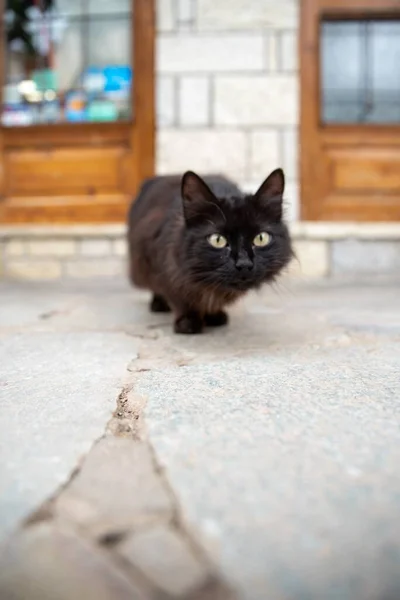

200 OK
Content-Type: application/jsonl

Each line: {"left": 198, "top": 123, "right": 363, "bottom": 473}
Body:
{"left": 0, "top": 277, "right": 400, "bottom": 600}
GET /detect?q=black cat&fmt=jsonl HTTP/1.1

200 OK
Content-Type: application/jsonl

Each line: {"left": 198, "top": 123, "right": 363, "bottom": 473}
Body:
{"left": 128, "top": 169, "right": 293, "bottom": 334}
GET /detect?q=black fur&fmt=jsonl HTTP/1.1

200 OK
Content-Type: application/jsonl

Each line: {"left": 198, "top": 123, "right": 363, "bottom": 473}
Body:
{"left": 128, "top": 169, "right": 293, "bottom": 334}
{"left": 180, "top": 169, "right": 293, "bottom": 293}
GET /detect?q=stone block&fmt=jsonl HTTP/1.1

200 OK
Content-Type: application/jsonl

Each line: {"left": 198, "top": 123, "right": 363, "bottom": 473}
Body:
{"left": 65, "top": 259, "right": 124, "bottom": 278}
{"left": 27, "top": 239, "right": 76, "bottom": 257}
{"left": 281, "top": 127, "right": 298, "bottom": 182}
{"left": 117, "top": 524, "right": 208, "bottom": 596}
{"left": 266, "top": 31, "right": 279, "bottom": 72}
{"left": 331, "top": 240, "right": 400, "bottom": 275}
{"left": 280, "top": 30, "right": 298, "bottom": 72}
{"left": 197, "top": 0, "right": 299, "bottom": 30}
{"left": 284, "top": 181, "right": 299, "bottom": 222}
{"left": 156, "top": 0, "right": 176, "bottom": 32}
{"left": 79, "top": 238, "right": 112, "bottom": 257}
{"left": 0, "top": 523, "right": 146, "bottom": 600}
{"left": 55, "top": 437, "right": 172, "bottom": 538}
{"left": 157, "top": 33, "right": 264, "bottom": 73}
{"left": 177, "top": 0, "right": 195, "bottom": 25}
{"left": 113, "top": 238, "right": 127, "bottom": 257}
{"left": 157, "top": 129, "right": 246, "bottom": 181}
{"left": 179, "top": 75, "right": 210, "bottom": 126}
{"left": 157, "top": 74, "right": 176, "bottom": 126}
{"left": 215, "top": 75, "right": 298, "bottom": 126}
{"left": 4, "top": 239, "right": 26, "bottom": 257}
{"left": 6, "top": 259, "right": 62, "bottom": 280}
{"left": 289, "top": 240, "right": 329, "bottom": 278}
{"left": 249, "top": 129, "right": 281, "bottom": 181}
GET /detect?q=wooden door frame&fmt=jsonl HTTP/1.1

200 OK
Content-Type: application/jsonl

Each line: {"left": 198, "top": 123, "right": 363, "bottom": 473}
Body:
{"left": 0, "top": 0, "right": 155, "bottom": 223}
{"left": 300, "top": 0, "right": 400, "bottom": 221}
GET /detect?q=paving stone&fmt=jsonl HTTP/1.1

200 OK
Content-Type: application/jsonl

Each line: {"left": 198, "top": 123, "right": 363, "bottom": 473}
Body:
{"left": 0, "top": 523, "right": 147, "bottom": 600}
{"left": 118, "top": 524, "right": 208, "bottom": 596}
{"left": 0, "top": 323, "right": 137, "bottom": 542}
{"left": 55, "top": 437, "right": 173, "bottom": 538}
{"left": 137, "top": 335, "right": 400, "bottom": 600}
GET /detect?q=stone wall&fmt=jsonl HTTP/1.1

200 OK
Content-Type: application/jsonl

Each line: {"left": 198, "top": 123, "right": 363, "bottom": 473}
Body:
{"left": 2, "top": 224, "right": 400, "bottom": 281}
{"left": 156, "top": 0, "right": 300, "bottom": 220}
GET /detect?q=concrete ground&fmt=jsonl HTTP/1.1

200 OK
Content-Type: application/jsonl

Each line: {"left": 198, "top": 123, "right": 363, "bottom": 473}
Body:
{"left": 0, "top": 277, "right": 399, "bottom": 600}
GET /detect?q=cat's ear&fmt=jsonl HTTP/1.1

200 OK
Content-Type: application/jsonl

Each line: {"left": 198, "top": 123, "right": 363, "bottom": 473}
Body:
{"left": 253, "top": 168, "right": 285, "bottom": 221}
{"left": 181, "top": 171, "right": 219, "bottom": 223}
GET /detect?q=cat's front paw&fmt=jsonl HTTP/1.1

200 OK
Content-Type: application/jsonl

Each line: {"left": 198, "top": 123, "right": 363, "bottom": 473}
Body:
{"left": 150, "top": 294, "right": 171, "bottom": 313}
{"left": 204, "top": 311, "right": 229, "bottom": 327}
{"left": 174, "top": 313, "right": 203, "bottom": 334}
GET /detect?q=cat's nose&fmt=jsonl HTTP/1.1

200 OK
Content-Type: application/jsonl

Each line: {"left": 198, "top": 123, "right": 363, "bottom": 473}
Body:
{"left": 235, "top": 257, "right": 253, "bottom": 272}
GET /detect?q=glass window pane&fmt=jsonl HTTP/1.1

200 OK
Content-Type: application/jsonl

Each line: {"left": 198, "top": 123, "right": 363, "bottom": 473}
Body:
{"left": 2, "top": 0, "right": 133, "bottom": 127}
{"left": 321, "top": 19, "right": 400, "bottom": 124}
{"left": 88, "top": 0, "right": 131, "bottom": 15}
{"left": 54, "top": 22, "right": 83, "bottom": 92}
{"left": 54, "top": 0, "right": 83, "bottom": 16}
{"left": 88, "top": 19, "right": 131, "bottom": 66}
{"left": 86, "top": 18, "right": 132, "bottom": 121}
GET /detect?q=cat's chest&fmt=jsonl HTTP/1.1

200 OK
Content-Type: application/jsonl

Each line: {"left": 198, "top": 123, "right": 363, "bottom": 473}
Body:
{"left": 196, "top": 287, "right": 243, "bottom": 315}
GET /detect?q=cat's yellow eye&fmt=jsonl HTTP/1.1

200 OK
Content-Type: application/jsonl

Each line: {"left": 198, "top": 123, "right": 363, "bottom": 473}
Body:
{"left": 253, "top": 232, "right": 271, "bottom": 247}
{"left": 208, "top": 234, "right": 228, "bottom": 249}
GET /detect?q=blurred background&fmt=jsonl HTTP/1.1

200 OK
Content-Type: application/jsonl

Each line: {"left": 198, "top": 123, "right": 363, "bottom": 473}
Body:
{"left": 0, "top": 0, "right": 399, "bottom": 279}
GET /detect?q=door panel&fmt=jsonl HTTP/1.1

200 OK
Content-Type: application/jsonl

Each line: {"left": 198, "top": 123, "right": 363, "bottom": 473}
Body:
{"left": 0, "top": 0, "right": 154, "bottom": 224}
{"left": 300, "top": 0, "right": 400, "bottom": 221}
{"left": 5, "top": 147, "right": 126, "bottom": 196}
{"left": 331, "top": 150, "right": 400, "bottom": 193}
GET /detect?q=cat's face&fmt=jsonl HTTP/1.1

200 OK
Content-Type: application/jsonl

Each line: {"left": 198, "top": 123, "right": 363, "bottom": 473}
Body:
{"left": 181, "top": 169, "right": 293, "bottom": 292}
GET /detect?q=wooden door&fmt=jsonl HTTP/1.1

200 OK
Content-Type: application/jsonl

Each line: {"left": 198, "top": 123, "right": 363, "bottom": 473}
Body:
{"left": 0, "top": 0, "right": 154, "bottom": 223}
{"left": 300, "top": 0, "right": 400, "bottom": 221}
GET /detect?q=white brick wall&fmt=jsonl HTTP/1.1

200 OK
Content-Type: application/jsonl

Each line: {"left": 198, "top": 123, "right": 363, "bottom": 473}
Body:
{"left": 157, "top": 129, "right": 247, "bottom": 180}
{"left": 179, "top": 76, "right": 210, "bottom": 126}
{"left": 249, "top": 130, "right": 280, "bottom": 181}
{"left": 157, "top": 0, "right": 176, "bottom": 32}
{"left": 197, "top": 0, "right": 299, "bottom": 30}
{"left": 157, "top": 76, "right": 176, "bottom": 126}
{"left": 280, "top": 30, "right": 298, "bottom": 72}
{"left": 155, "top": 0, "right": 300, "bottom": 220}
{"left": 281, "top": 128, "right": 298, "bottom": 182}
{"left": 157, "top": 34, "right": 265, "bottom": 73}
{"left": 177, "top": 0, "right": 195, "bottom": 28}
{"left": 214, "top": 75, "right": 298, "bottom": 126}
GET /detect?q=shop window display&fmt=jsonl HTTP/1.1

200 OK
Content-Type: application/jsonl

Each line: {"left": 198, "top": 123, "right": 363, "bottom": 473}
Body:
{"left": 2, "top": 0, "right": 133, "bottom": 126}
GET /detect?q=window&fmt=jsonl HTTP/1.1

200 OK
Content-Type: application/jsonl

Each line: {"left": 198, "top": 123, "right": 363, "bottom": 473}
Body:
{"left": 3, "top": 0, "right": 133, "bottom": 126}
{"left": 321, "top": 19, "right": 400, "bottom": 124}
